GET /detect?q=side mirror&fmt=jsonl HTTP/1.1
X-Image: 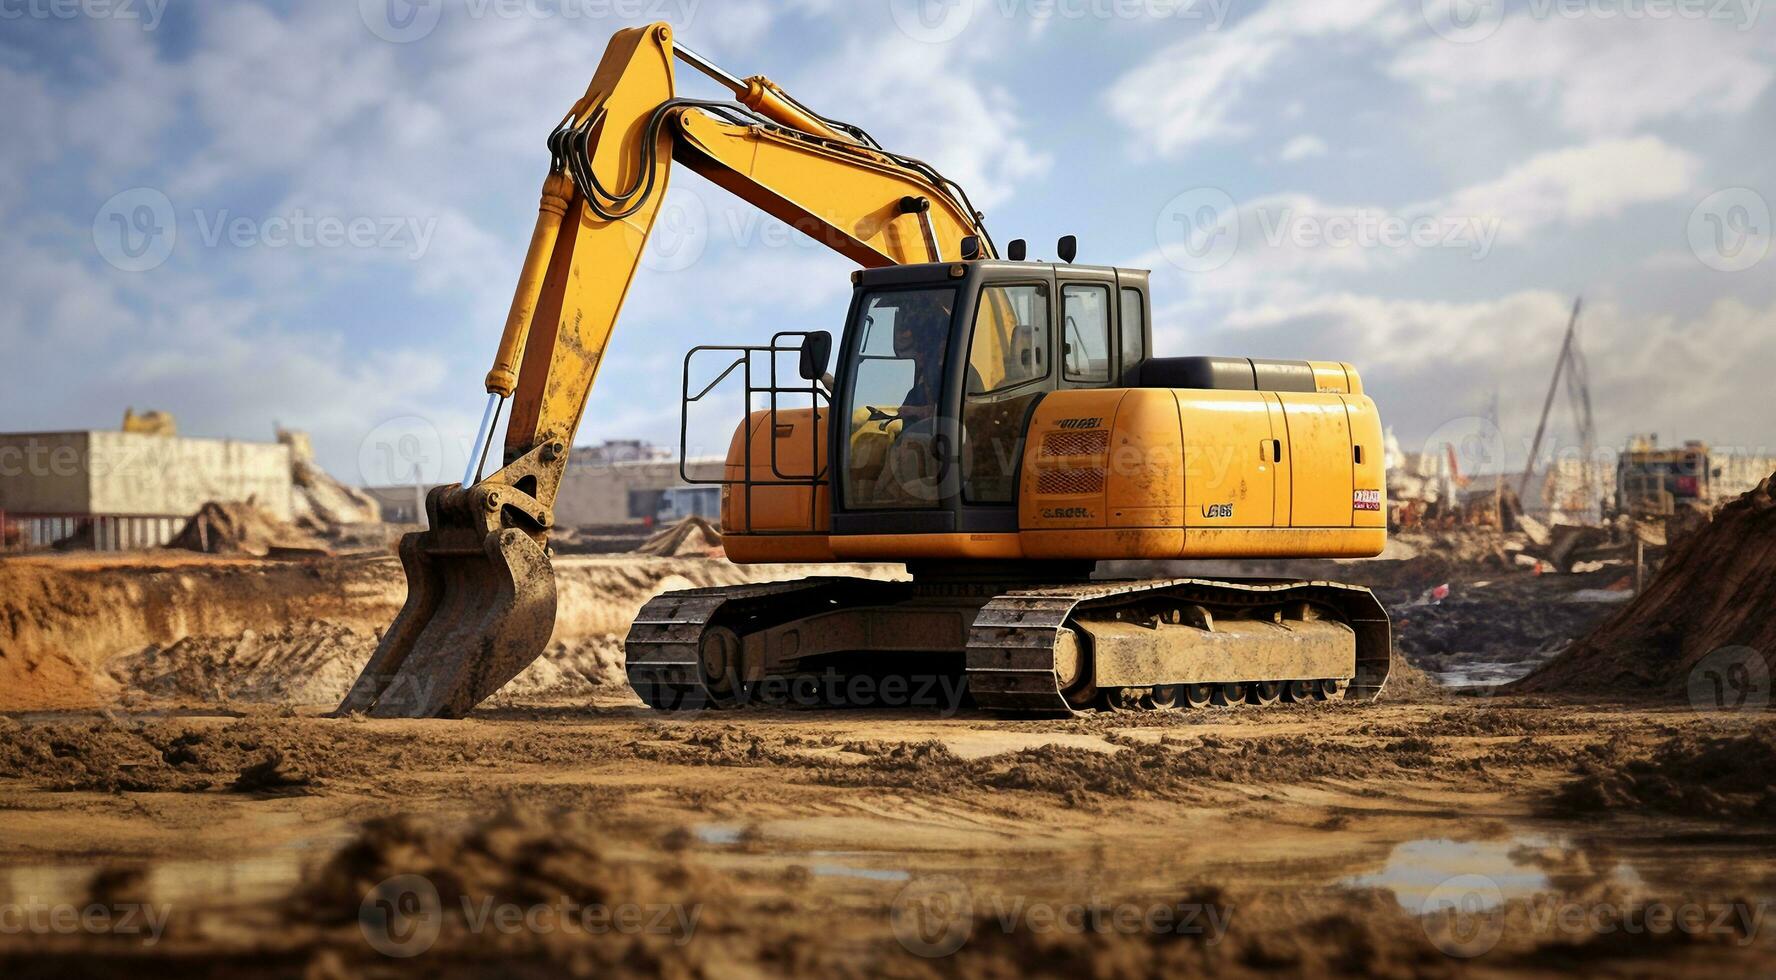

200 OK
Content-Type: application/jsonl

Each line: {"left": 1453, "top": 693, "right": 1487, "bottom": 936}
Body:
{"left": 1056, "top": 235, "right": 1077, "bottom": 263}
{"left": 1007, "top": 238, "right": 1027, "bottom": 261}
{"left": 960, "top": 235, "right": 982, "bottom": 260}
{"left": 798, "top": 331, "right": 833, "bottom": 382}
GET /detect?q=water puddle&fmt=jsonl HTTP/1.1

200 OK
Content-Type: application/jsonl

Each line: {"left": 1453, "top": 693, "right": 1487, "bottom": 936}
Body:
{"left": 694, "top": 824, "right": 743, "bottom": 845}
{"left": 810, "top": 864, "right": 909, "bottom": 882}
{"left": 2, "top": 853, "right": 306, "bottom": 909}
{"left": 1344, "top": 835, "right": 1644, "bottom": 913}
{"left": 0, "top": 826, "right": 350, "bottom": 911}
{"left": 692, "top": 827, "right": 909, "bottom": 881}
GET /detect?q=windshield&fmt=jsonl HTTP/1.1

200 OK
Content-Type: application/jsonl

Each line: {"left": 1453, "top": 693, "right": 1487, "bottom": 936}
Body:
{"left": 840, "top": 286, "right": 956, "bottom": 509}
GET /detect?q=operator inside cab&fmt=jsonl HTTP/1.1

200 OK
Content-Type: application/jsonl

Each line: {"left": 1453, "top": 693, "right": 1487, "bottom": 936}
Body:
{"left": 891, "top": 291, "right": 951, "bottom": 426}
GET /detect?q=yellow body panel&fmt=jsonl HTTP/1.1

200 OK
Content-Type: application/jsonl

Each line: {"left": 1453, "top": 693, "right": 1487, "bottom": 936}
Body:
{"left": 723, "top": 372, "right": 1388, "bottom": 563}
{"left": 721, "top": 408, "right": 829, "bottom": 535}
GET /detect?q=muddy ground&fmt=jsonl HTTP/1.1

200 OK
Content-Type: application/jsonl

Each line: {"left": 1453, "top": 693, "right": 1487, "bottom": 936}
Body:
{"left": 2, "top": 542, "right": 1773, "bottom": 977}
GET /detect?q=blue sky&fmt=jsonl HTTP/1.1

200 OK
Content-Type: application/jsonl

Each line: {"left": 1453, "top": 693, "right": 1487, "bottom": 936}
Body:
{"left": 3, "top": 0, "right": 1772, "bottom": 486}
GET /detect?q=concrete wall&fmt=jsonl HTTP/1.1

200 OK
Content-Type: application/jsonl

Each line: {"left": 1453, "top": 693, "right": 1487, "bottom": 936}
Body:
{"left": 0, "top": 431, "right": 292, "bottom": 521}
{"left": 87, "top": 431, "right": 293, "bottom": 521}
{"left": 554, "top": 457, "right": 726, "bottom": 527}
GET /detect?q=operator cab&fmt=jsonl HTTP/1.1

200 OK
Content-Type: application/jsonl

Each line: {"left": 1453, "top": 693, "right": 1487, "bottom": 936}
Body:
{"left": 829, "top": 260, "right": 1150, "bottom": 537}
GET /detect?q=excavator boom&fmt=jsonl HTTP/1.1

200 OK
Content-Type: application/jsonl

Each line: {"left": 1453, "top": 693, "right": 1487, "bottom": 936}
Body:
{"left": 339, "top": 23, "right": 991, "bottom": 718}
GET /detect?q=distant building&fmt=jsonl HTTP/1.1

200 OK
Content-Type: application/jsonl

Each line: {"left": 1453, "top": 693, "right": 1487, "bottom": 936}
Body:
{"left": 0, "top": 429, "right": 292, "bottom": 550}
{"left": 555, "top": 454, "right": 726, "bottom": 526}
{"left": 363, "top": 440, "right": 727, "bottom": 528}
{"left": 363, "top": 483, "right": 432, "bottom": 525}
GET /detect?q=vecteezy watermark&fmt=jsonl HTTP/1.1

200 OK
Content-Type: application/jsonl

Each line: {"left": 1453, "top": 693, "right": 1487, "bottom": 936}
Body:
{"left": 1154, "top": 189, "right": 1502, "bottom": 273}
{"left": 1421, "top": 874, "right": 1770, "bottom": 958}
{"left": 93, "top": 187, "right": 177, "bottom": 273}
{"left": 359, "top": 873, "right": 702, "bottom": 958}
{"left": 1419, "top": 416, "right": 1507, "bottom": 484}
{"left": 1155, "top": 187, "right": 1239, "bottom": 273}
{"left": 891, "top": 875, "right": 1234, "bottom": 958}
{"left": 0, "top": 898, "right": 173, "bottom": 946}
{"left": 358, "top": 416, "right": 451, "bottom": 488}
{"left": 631, "top": 188, "right": 709, "bottom": 274}
{"left": 1688, "top": 187, "right": 1771, "bottom": 273}
{"left": 190, "top": 209, "right": 438, "bottom": 260}
{"left": 93, "top": 189, "right": 439, "bottom": 271}
{"left": 1422, "top": 0, "right": 1765, "bottom": 42}
{"left": 0, "top": 0, "right": 168, "bottom": 30}
{"left": 890, "top": 0, "right": 1233, "bottom": 42}
{"left": 1254, "top": 207, "right": 1501, "bottom": 260}
{"left": 642, "top": 668, "right": 973, "bottom": 715}
{"left": 1686, "top": 645, "right": 1771, "bottom": 719}
{"left": 359, "top": 0, "right": 701, "bottom": 44}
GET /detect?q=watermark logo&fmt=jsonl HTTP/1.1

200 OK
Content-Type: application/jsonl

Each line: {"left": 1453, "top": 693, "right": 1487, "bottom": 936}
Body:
{"left": 636, "top": 189, "right": 710, "bottom": 273}
{"left": 360, "top": 874, "right": 443, "bottom": 957}
{"left": 1156, "top": 187, "right": 1239, "bottom": 273}
{"left": 890, "top": 0, "right": 977, "bottom": 43}
{"left": 1421, "top": 875, "right": 1771, "bottom": 957}
{"left": 93, "top": 187, "right": 177, "bottom": 272}
{"left": 1421, "top": 874, "right": 1506, "bottom": 957}
{"left": 891, "top": 875, "right": 1235, "bottom": 958}
{"left": 359, "top": 0, "right": 445, "bottom": 43}
{"left": 892, "top": 874, "right": 974, "bottom": 956}
{"left": 0, "top": 898, "right": 173, "bottom": 946}
{"left": 1688, "top": 187, "right": 1770, "bottom": 273}
{"left": 358, "top": 873, "right": 702, "bottom": 957}
{"left": 360, "top": 0, "right": 705, "bottom": 42}
{"left": 93, "top": 189, "right": 439, "bottom": 270}
{"left": 1421, "top": 0, "right": 1508, "bottom": 42}
{"left": 1421, "top": 416, "right": 1506, "bottom": 483}
{"left": 1686, "top": 645, "right": 1770, "bottom": 718}
{"left": 0, "top": 0, "right": 168, "bottom": 30}
{"left": 358, "top": 416, "right": 449, "bottom": 487}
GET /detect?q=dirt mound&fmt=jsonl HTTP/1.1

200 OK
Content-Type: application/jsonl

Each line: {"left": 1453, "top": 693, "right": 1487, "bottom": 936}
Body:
{"left": 294, "top": 808, "right": 727, "bottom": 974}
{"left": 636, "top": 515, "right": 722, "bottom": 557}
{"left": 290, "top": 459, "right": 381, "bottom": 531}
{"left": 641, "top": 721, "right": 1471, "bottom": 807}
{"left": 1516, "top": 474, "right": 1776, "bottom": 696}
{"left": 166, "top": 500, "right": 329, "bottom": 558}
{"left": 1548, "top": 724, "right": 1776, "bottom": 823}
{"left": 0, "top": 716, "right": 327, "bottom": 794}
{"left": 0, "top": 553, "right": 901, "bottom": 711}
{"left": 110, "top": 623, "right": 382, "bottom": 705}
{"left": 946, "top": 886, "right": 1453, "bottom": 979}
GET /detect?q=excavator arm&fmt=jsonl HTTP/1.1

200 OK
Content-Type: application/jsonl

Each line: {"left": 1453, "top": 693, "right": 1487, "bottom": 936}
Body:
{"left": 338, "top": 22, "right": 991, "bottom": 718}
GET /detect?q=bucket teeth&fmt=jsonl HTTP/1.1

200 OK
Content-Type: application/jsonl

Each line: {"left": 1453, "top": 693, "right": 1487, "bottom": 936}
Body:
{"left": 335, "top": 526, "right": 556, "bottom": 718}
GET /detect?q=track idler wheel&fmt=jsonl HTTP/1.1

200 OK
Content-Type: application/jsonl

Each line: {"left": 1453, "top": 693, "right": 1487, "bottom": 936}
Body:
{"left": 1180, "top": 684, "right": 1215, "bottom": 709}
{"left": 1248, "top": 681, "right": 1284, "bottom": 706}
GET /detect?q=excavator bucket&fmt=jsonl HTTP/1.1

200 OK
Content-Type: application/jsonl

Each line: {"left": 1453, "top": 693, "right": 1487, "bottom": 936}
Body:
{"left": 336, "top": 486, "right": 557, "bottom": 719}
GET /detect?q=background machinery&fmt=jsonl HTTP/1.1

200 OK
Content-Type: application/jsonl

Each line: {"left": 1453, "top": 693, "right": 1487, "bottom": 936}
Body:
{"left": 339, "top": 24, "right": 1392, "bottom": 720}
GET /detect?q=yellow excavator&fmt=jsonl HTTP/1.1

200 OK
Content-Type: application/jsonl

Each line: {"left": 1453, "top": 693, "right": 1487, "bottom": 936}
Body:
{"left": 338, "top": 23, "right": 1391, "bottom": 719}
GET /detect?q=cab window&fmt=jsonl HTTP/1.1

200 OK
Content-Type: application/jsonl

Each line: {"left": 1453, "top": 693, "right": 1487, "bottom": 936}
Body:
{"left": 1061, "top": 284, "right": 1110, "bottom": 383}
{"left": 963, "top": 283, "right": 1050, "bottom": 503}
{"left": 1119, "top": 287, "right": 1145, "bottom": 379}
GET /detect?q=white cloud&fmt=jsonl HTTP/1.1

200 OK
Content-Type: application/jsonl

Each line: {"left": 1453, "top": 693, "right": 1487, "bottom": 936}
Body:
{"left": 1147, "top": 135, "right": 1697, "bottom": 311}
{"left": 1390, "top": 11, "right": 1776, "bottom": 135}
{"left": 1106, "top": 0, "right": 1407, "bottom": 157}
{"left": 1437, "top": 136, "right": 1699, "bottom": 243}
{"left": 794, "top": 33, "right": 1049, "bottom": 212}
{"left": 1279, "top": 134, "right": 1328, "bottom": 161}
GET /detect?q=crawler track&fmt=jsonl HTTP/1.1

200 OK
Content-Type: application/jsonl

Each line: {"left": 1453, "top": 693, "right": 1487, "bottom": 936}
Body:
{"left": 964, "top": 578, "right": 1390, "bottom": 717}
{"left": 624, "top": 576, "right": 1390, "bottom": 715}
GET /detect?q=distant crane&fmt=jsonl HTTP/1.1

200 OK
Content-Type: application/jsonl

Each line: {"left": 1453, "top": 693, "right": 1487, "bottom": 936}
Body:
{"left": 1519, "top": 297, "right": 1598, "bottom": 520}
